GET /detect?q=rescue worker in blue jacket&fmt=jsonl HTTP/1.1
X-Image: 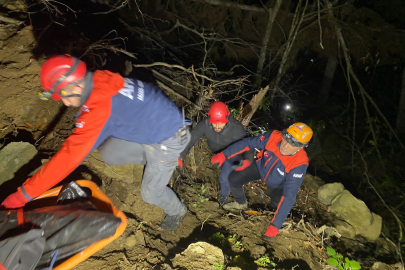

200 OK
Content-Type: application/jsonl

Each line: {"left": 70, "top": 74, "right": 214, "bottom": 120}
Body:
{"left": 211, "top": 123, "right": 313, "bottom": 239}
{"left": 1, "top": 55, "right": 190, "bottom": 232}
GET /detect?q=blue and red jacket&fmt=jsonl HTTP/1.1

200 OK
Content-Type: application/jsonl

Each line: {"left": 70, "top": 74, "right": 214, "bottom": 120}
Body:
{"left": 222, "top": 130, "right": 308, "bottom": 229}
{"left": 22, "top": 71, "right": 184, "bottom": 199}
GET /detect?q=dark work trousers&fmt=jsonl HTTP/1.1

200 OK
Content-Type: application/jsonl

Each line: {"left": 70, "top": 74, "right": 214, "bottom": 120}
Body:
{"left": 228, "top": 161, "right": 284, "bottom": 208}
{"left": 219, "top": 150, "right": 256, "bottom": 197}
{"left": 99, "top": 130, "right": 190, "bottom": 216}
{"left": 218, "top": 155, "right": 240, "bottom": 197}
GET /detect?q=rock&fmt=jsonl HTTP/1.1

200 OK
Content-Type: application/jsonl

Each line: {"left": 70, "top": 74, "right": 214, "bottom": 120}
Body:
{"left": 134, "top": 230, "right": 146, "bottom": 246}
{"left": 125, "top": 231, "right": 145, "bottom": 247}
{"left": 125, "top": 235, "right": 137, "bottom": 248}
{"left": 335, "top": 220, "right": 356, "bottom": 239}
{"left": 250, "top": 245, "right": 266, "bottom": 256}
{"left": 172, "top": 242, "right": 224, "bottom": 270}
{"left": 359, "top": 213, "right": 382, "bottom": 242}
{"left": 370, "top": 262, "right": 394, "bottom": 270}
{"left": 330, "top": 190, "right": 373, "bottom": 233}
{"left": 302, "top": 174, "right": 325, "bottom": 191}
{"left": 318, "top": 182, "right": 345, "bottom": 205}
{"left": 0, "top": 142, "right": 37, "bottom": 185}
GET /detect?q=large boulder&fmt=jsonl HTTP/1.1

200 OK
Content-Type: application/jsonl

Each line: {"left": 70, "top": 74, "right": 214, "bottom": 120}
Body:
{"left": 334, "top": 220, "right": 356, "bottom": 239}
{"left": 330, "top": 190, "right": 373, "bottom": 233}
{"left": 302, "top": 174, "right": 325, "bottom": 191}
{"left": 370, "top": 262, "right": 394, "bottom": 270}
{"left": 318, "top": 182, "right": 345, "bottom": 205}
{"left": 359, "top": 213, "right": 382, "bottom": 242}
{"left": 0, "top": 142, "right": 37, "bottom": 185}
{"left": 172, "top": 242, "right": 224, "bottom": 270}
{"left": 249, "top": 245, "right": 266, "bottom": 256}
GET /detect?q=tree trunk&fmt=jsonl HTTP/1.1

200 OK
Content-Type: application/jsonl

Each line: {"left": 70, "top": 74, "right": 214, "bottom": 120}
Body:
{"left": 318, "top": 54, "right": 338, "bottom": 105}
{"left": 396, "top": 65, "right": 405, "bottom": 133}
{"left": 254, "top": 0, "right": 283, "bottom": 88}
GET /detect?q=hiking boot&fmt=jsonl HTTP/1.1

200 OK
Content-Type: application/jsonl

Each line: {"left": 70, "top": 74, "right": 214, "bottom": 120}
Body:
{"left": 160, "top": 204, "right": 188, "bottom": 232}
{"left": 268, "top": 204, "right": 277, "bottom": 212}
{"left": 217, "top": 194, "right": 228, "bottom": 206}
{"left": 223, "top": 201, "right": 247, "bottom": 211}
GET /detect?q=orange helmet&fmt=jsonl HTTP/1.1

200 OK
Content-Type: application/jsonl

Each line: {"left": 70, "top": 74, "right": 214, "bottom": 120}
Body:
{"left": 282, "top": 122, "right": 313, "bottom": 147}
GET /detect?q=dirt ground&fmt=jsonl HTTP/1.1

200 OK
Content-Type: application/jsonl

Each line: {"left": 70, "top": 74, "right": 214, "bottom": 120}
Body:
{"left": 0, "top": 26, "right": 399, "bottom": 270}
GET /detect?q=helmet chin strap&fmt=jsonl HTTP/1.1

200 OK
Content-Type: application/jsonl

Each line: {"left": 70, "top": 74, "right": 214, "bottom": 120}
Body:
{"left": 62, "top": 93, "right": 82, "bottom": 98}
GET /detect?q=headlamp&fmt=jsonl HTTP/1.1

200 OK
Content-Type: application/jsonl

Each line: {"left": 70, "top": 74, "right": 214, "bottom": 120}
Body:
{"left": 282, "top": 129, "right": 306, "bottom": 147}
{"left": 39, "top": 91, "right": 52, "bottom": 101}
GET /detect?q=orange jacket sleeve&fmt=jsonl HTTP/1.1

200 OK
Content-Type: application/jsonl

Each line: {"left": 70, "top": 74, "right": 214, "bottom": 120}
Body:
{"left": 22, "top": 100, "right": 111, "bottom": 198}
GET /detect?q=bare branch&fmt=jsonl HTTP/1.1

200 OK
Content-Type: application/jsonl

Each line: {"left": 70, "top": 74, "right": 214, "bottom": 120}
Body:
{"left": 317, "top": 0, "right": 324, "bottom": 49}
{"left": 155, "top": 80, "right": 201, "bottom": 110}
{"left": 133, "top": 62, "right": 220, "bottom": 83}
{"left": 91, "top": 0, "right": 128, "bottom": 15}
{"left": 191, "top": 0, "right": 267, "bottom": 12}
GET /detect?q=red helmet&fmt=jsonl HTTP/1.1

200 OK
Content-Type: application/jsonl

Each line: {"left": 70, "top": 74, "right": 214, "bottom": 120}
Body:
{"left": 208, "top": 102, "right": 230, "bottom": 124}
{"left": 40, "top": 55, "right": 87, "bottom": 100}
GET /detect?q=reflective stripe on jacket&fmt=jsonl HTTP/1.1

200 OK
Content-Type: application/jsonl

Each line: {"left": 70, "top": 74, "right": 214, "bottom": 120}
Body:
{"left": 222, "top": 130, "right": 308, "bottom": 229}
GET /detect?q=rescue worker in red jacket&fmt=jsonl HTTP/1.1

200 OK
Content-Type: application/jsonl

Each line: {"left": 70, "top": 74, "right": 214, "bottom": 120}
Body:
{"left": 1, "top": 55, "right": 191, "bottom": 232}
{"left": 211, "top": 123, "right": 313, "bottom": 239}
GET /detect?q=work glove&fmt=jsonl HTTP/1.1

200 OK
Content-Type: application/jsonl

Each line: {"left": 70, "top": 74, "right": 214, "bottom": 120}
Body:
{"left": 178, "top": 158, "right": 183, "bottom": 169}
{"left": 211, "top": 152, "right": 225, "bottom": 167}
{"left": 1, "top": 188, "right": 30, "bottom": 209}
{"left": 235, "top": 159, "right": 251, "bottom": 171}
{"left": 262, "top": 225, "right": 279, "bottom": 241}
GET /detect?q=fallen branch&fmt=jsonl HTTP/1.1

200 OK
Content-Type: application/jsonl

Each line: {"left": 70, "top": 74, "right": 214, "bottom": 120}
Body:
{"left": 0, "top": 14, "right": 24, "bottom": 25}
{"left": 240, "top": 85, "right": 270, "bottom": 127}
{"left": 151, "top": 69, "right": 193, "bottom": 96}
{"left": 201, "top": 214, "right": 212, "bottom": 231}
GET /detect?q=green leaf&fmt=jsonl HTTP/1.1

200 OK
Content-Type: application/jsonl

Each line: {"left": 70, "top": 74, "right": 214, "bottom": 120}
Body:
{"left": 327, "top": 247, "right": 336, "bottom": 256}
{"left": 327, "top": 258, "right": 338, "bottom": 266}
{"left": 336, "top": 254, "right": 343, "bottom": 259}
{"left": 338, "top": 265, "right": 343, "bottom": 270}
{"left": 345, "top": 257, "right": 349, "bottom": 263}
{"left": 368, "top": 140, "right": 375, "bottom": 146}
{"left": 344, "top": 262, "right": 350, "bottom": 269}
{"left": 350, "top": 260, "right": 361, "bottom": 269}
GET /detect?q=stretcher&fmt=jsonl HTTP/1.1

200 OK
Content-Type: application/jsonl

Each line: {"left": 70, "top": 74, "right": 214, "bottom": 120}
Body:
{"left": 34, "top": 180, "right": 127, "bottom": 270}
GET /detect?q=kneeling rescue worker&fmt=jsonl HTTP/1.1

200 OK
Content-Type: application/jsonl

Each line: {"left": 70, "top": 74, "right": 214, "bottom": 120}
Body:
{"left": 211, "top": 123, "right": 313, "bottom": 239}
{"left": 1, "top": 55, "right": 191, "bottom": 232}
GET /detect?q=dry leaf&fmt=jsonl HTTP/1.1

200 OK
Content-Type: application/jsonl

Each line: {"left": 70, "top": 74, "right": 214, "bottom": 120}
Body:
{"left": 245, "top": 210, "right": 261, "bottom": 216}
